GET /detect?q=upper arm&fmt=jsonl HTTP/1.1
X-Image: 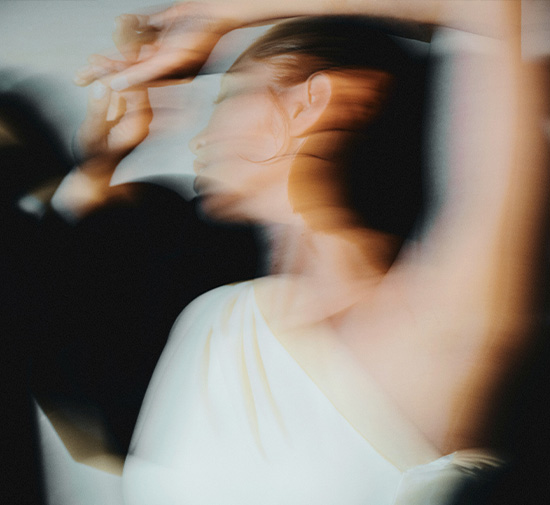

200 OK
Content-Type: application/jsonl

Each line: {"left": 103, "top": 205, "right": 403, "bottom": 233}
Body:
{"left": 394, "top": 25, "right": 547, "bottom": 341}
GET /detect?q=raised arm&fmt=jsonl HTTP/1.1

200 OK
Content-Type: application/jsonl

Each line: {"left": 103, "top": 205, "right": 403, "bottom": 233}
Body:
{"left": 401, "top": 5, "right": 547, "bottom": 337}
{"left": 74, "top": 0, "right": 514, "bottom": 91}
{"left": 377, "top": 1, "right": 548, "bottom": 450}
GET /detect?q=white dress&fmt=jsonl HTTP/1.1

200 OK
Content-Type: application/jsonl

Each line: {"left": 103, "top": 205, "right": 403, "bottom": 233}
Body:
{"left": 38, "top": 280, "right": 501, "bottom": 504}
{"left": 118, "top": 281, "right": 501, "bottom": 505}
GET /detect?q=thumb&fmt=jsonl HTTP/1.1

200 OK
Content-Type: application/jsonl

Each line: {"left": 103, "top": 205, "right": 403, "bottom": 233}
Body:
{"left": 85, "top": 81, "right": 116, "bottom": 130}
{"left": 77, "top": 81, "right": 113, "bottom": 159}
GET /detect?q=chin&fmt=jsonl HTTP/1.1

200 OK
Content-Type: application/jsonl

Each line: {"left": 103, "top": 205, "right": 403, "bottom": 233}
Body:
{"left": 195, "top": 193, "right": 252, "bottom": 225}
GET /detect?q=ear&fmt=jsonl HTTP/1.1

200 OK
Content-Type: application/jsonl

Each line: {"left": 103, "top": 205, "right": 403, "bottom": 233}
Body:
{"left": 287, "top": 72, "right": 332, "bottom": 137}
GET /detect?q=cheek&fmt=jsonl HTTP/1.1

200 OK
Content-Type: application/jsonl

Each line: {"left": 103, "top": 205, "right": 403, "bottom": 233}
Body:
{"left": 263, "top": 108, "right": 288, "bottom": 158}
{"left": 229, "top": 100, "right": 288, "bottom": 162}
{"left": 198, "top": 95, "right": 291, "bottom": 200}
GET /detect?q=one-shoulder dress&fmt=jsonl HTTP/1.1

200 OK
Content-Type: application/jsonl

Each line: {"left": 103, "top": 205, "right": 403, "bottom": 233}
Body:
{"left": 38, "top": 281, "right": 502, "bottom": 505}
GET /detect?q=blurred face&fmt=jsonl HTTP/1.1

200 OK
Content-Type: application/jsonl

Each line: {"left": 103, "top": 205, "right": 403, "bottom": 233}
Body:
{"left": 189, "top": 62, "right": 300, "bottom": 222}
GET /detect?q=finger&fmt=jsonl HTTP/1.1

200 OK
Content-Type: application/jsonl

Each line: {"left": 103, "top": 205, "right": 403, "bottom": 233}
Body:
{"left": 114, "top": 88, "right": 152, "bottom": 134}
{"left": 122, "top": 87, "right": 151, "bottom": 112}
{"left": 108, "top": 89, "right": 153, "bottom": 154}
{"left": 113, "top": 15, "right": 140, "bottom": 62}
{"left": 109, "top": 41, "right": 214, "bottom": 91}
{"left": 133, "top": 14, "right": 154, "bottom": 30}
{"left": 147, "top": 7, "right": 179, "bottom": 30}
{"left": 74, "top": 65, "right": 111, "bottom": 87}
{"left": 118, "top": 12, "right": 160, "bottom": 31}
{"left": 88, "top": 53, "right": 128, "bottom": 72}
{"left": 113, "top": 14, "right": 158, "bottom": 62}
{"left": 76, "top": 81, "right": 113, "bottom": 158}
{"left": 86, "top": 81, "right": 112, "bottom": 123}
{"left": 74, "top": 55, "right": 129, "bottom": 87}
{"left": 108, "top": 57, "right": 172, "bottom": 91}
{"left": 106, "top": 92, "right": 126, "bottom": 122}
{"left": 138, "top": 44, "right": 156, "bottom": 61}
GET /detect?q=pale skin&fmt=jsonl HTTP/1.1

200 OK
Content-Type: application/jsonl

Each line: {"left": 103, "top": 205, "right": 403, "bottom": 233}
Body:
{"left": 74, "top": 0, "right": 547, "bottom": 456}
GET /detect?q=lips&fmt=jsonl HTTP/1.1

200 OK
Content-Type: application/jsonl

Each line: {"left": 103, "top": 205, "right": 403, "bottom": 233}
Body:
{"left": 193, "top": 159, "right": 207, "bottom": 175}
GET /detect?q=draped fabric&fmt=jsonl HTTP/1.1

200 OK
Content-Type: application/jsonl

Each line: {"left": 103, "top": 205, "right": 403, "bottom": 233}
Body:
{"left": 38, "top": 281, "right": 501, "bottom": 504}
{"left": 122, "top": 281, "right": 501, "bottom": 505}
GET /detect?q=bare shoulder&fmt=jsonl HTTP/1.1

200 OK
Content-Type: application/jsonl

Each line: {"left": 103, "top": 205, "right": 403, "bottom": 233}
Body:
{"left": 337, "top": 262, "right": 512, "bottom": 452}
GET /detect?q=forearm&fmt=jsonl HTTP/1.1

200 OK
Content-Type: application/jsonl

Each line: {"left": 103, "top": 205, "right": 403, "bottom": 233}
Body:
{"left": 207, "top": 0, "right": 515, "bottom": 39}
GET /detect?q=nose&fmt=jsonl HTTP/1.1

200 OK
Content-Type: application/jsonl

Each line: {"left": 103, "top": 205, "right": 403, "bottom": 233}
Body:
{"left": 189, "top": 129, "right": 206, "bottom": 155}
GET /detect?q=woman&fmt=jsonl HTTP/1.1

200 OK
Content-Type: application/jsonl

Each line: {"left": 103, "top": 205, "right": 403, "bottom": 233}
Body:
{"left": 123, "top": 18, "right": 441, "bottom": 505}
{"left": 42, "top": 2, "right": 547, "bottom": 505}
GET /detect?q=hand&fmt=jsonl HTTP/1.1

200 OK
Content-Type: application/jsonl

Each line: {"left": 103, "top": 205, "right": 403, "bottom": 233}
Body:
{"left": 53, "top": 79, "right": 152, "bottom": 219}
{"left": 76, "top": 80, "right": 152, "bottom": 168}
{"left": 75, "top": 16, "right": 155, "bottom": 170}
{"left": 74, "top": 2, "right": 238, "bottom": 91}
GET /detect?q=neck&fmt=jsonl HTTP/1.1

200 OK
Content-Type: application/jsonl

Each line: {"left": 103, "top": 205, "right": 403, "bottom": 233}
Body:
{"left": 257, "top": 219, "right": 401, "bottom": 325}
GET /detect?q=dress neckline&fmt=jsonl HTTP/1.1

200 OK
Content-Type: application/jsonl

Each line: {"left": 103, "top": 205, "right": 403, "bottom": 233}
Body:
{"left": 247, "top": 279, "right": 501, "bottom": 474}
